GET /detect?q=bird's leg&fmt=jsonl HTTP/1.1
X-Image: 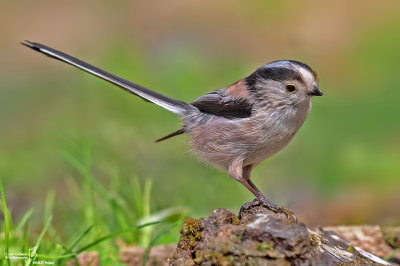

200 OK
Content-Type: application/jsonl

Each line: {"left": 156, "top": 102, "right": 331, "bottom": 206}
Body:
{"left": 231, "top": 164, "right": 296, "bottom": 222}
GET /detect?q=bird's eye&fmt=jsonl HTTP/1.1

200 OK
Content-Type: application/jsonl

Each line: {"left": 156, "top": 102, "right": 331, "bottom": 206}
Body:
{"left": 286, "top": 84, "right": 296, "bottom": 93}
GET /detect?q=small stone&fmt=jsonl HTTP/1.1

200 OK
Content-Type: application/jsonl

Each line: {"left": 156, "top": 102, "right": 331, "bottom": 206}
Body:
{"left": 119, "top": 244, "right": 176, "bottom": 266}
{"left": 66, "top": 252, "right": 99, "bottom": 266}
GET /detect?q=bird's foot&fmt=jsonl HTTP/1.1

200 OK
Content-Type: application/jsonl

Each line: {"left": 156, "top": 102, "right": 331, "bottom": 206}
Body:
{"left": 240, "top": 197, "right": 297, "bottom": 223}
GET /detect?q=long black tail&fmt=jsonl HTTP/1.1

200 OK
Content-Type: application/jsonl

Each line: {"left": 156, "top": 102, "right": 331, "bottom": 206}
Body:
{"left": 21, "top": 41, "right": 195, "bottom": 115}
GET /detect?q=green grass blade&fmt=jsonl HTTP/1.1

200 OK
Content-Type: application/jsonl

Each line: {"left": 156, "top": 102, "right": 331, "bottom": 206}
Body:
{"left": 13, "top": 208, "right": 34, "bottom": 238}
{"left": 62, "top": 151, "right": 98, "bottom": 225}
{"left": 64, "top": 150, "right": 138, "bottom": 241}
{"left": 67, "top": 225, "right": 94, "bottom": 252}
{"left": 35, "top": 215, "right": 53, "bottom": 249}
{"left": 56, "top": 225, "right": 94, "bottom": 265}
{"left": 62, "top": 151, "right": 89, "bottom": 178}
{"left": 131, "top": 178, "right": 143, "bottom": 217}
{"left": 0, "top": 178, "right": 11, "bottom": 266}
{"left": 139, "top": 179, "right": 153, "bottom": 246}
{"left": 37, "top": 253, "right": 78, "bottom": 260}
{"left": 63, "top": 151, "right": 133, "bottom": 226}
{"left": 143, "top": 180, "right": 152, "bottom": 219}
{"left": 44, "top": 190, "right": 55, "bottom": 223}
{"left": 76, "top": 221, "right": 164, "bottom": 253}
{"left": 28, "top": 215, "right": 53, "bottom": 266}
{"left": 21, "top": 222, "right": 29, "bottom": 258}
{"left": 384, "top": 247, "right": 399, "bottom": 261}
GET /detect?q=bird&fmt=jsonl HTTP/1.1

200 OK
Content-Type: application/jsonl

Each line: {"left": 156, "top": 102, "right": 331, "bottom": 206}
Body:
{"left": 21, "top": 41, "right": 323, "bottom": 221}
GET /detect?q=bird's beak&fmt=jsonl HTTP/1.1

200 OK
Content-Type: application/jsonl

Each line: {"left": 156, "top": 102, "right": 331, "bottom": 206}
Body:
{"left": 308, "top": 86, "right": 323, "bottom": 96}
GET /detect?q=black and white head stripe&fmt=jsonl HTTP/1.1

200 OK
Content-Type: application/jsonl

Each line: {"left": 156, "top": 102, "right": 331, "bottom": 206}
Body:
{"left": 266, "top": 60, "right": 318, "bottom": 83}
{"left": 21, "top": 41, "right": 193, "bottom": 115}
{"left": 245, "top": 60, "right": 318, "bottom": 88}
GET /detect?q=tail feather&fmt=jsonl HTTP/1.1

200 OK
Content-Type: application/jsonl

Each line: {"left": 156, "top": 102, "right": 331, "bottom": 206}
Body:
{"left": 21, "top": 41, "right": 194, "bottom": 115}
{"left": 156, "top": 128, "right": 185, "bottom": 142}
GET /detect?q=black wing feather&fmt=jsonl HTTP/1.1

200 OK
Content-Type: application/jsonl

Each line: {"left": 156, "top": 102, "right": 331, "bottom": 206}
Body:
{"left": 190, "top": 89, "right": 252, "bottom": 119}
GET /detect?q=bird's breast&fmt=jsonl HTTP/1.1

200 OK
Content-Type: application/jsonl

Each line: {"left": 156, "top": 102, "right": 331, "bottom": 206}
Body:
{"left": 245, "top": 100, "right": 311, "bottom": 165}
{"left": 184, "top": 100, "right": 311, "bottom": 169}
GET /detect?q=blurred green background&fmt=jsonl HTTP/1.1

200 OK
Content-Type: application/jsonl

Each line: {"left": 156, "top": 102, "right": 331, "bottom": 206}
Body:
{"left": 1, "top": 0, "right": 400, "bottom": 232}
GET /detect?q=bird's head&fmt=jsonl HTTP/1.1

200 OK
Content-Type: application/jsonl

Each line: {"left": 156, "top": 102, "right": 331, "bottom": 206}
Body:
{"left": 245, "top": 60, "right": 322, "bottom": 108}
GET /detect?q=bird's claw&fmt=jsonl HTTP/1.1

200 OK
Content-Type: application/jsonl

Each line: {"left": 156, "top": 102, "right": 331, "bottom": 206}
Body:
{"left": 258, "top": 197, "right": 297, "bottom": 223}
{"left": 275, "top": 206, "right": 297, "bottom": 223}
{"left": 239, "top": 197, "right": 297, "bottom": 223}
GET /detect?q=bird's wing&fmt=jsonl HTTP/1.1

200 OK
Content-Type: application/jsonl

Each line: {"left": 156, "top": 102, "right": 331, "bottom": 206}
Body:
{"left": 190, "top": 79, "right": 253, "bottom": 119}
{"left": 156, "top": 79, "right": 253, "bottom": 142}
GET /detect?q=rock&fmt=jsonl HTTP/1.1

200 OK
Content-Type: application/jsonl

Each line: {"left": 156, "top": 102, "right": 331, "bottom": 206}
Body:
{"left": 170, "top": 200, "right": 396, "bottom": 265}
{"left": 120, "top": 244, "right": 176, "bottom": 266}
{"left": 322, "top": 225, "right": 394, "bottom": 258}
